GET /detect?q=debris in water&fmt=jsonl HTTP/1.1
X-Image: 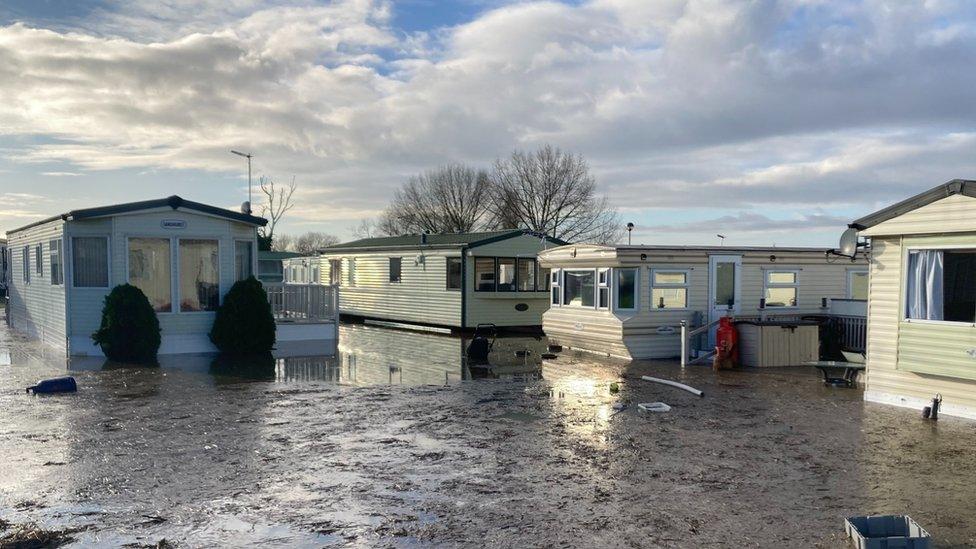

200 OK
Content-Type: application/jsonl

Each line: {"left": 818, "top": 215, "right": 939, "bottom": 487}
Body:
{"left": 0, "top": 522, "right": 80, "bottom": 548}
{"left": 638, "top": 402, "right": 671, "bottom": 413}
{"left": 26, "top": 376, "right": 78, "bottom": 394}
{"left": 640, "top": 376, "right": 704, "bottom": 398}
{"left": 609, "top": 382, "right": 620, "bottom": 394}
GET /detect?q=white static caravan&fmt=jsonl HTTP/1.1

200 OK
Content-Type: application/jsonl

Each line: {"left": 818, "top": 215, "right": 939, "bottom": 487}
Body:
{"left": 315, "top": 230, "right": 566, "bottom": 329}
{"left": 538, "top": 244, "right": 868, "bottom": 360}
{"left": 5, "top": 196, "right": 264, "bottom": 356}
{"left": 851, "top": 179, "right": 976, "bottom": 420}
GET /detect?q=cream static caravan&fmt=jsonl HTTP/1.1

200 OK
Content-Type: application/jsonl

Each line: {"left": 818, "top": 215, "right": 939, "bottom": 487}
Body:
{"left": 851, "top": 179, "right": 976, "bottom": 420}
{"left": 538, "top": 244, "right": 868, "bottom": 360}
{"left": 5, "top": 196, "right": 264, "bottom": 356}
{"left": 314, "top": 230, "right": 566, "bottom": 330}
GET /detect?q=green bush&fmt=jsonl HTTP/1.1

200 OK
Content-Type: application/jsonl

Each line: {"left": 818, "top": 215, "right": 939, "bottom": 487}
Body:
{"left": 92, "top": 284, "right": 161, "bottom": 363}
{"left": 209, "top": 277, "right": 276, "bottom": 354}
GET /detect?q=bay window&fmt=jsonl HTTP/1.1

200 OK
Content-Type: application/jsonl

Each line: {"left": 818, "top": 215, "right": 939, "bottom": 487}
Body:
{"left": 616, "top": 268, "right": 638, "bottom": 310}
{"left": 764, "top": 270, "right": 798, "bottom": 308}
{"left": 906, "top": 249, "right": 976, "bottom": 322}
{"left": 179, "top": 239, "right": 219, "bottom": 312}
{"left": 129, "top": 238, "right": 172, "bottom": 312}
{"left": 563, "top": 270, "right": 595, "bottom": 307}
{"left": 597, "top": 269, "right": 610, "bottom": 309}
{"left": 551, "top": 269, "right": 561, "bottom": 305}
{"left": 651, "top": 270, "right": 689, "bottom": 309}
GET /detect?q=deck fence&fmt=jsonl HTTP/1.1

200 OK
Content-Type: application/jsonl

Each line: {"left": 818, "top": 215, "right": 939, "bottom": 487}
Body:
{"left": 264, "top": 283, "right": 338, "bottom": 324}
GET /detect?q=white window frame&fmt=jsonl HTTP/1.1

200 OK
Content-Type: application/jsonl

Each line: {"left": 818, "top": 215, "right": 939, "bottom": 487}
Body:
{"left": 550, "top": 268, "right": 561, "bottom": 306}
{"left": 763, "top": 269, "right": 799, "bottom": 309}
{"left": 650, "top": 269, "right": 690, "bottom": 310}
{"left": 846, "top": 268, "right": 868, "bottom": 300}
{"left": 177, "top": 237, "right": 221, "bottom": 314}
{"left": 597, "top": 268, "right": 610, "bottom": 309}
{"left": 22, "top": 245, "right": 30, "bottom": 284}
{"left": 562, "top": 269, "right": 597, "bottom": 309}
{"left": 614, "top": 267, "right": 640, "bottom": 312}
{"left": 902, "top": 245, "right": 976, "bottom": 326}
{"left": 34, "top": 243, "right": 43, "bottom": 277}
{"left": 70, "top": 236, "right": 111, "bottom": 290}
{"left": 125, "top": 236, "right": 175, "bottom": 314}
{"left": 49, "top": 239, "right": 63, "bottom": 286}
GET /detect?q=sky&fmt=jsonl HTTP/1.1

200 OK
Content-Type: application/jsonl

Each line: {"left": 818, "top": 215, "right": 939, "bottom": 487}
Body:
{"left": 1, "top": 0, "right": 975, "bottom": 246}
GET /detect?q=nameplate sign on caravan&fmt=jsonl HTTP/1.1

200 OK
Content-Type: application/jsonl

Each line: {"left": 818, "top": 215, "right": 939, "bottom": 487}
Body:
{"left": 161, "top": 219, "right": 187, "bottom": 229}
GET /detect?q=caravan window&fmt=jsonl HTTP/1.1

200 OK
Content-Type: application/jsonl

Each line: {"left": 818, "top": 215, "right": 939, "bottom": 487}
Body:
{"left": 50, "top": 239, "right": 63, "bottom": 285}
{"left": 517, "top": 258, "right": 536, "bottom": 291}
{"left": 764, "top": 270, "right": 798, "bottom": 308}
{"left": 475, "top": 258, "right": 495, "bottom": 291}
{"left": 651, "top": 270, "right": 689, "bottom": 309}
{"left": 538, "top": 266, "right": 551, "bottom": 291}
{"left": 597, "top": 269, "right": 610, "bottom": 309}
{"left": 235, "top": 241, "right": 254, "bottom": 281}
{"left": 179, "top": 239, "right": 219, "bottom": 312}
{"left": 389, "top": 257, "right": 402, "bottom": 283}
{"left": 22, "top": 246, "right": 29, "bottom": 284}
{"left": 129, "top": 238, "right": 172, "bottom": 312}
{"left": 34, "top": 244, "right": 43, "bottom": 276}
{"left": 616, "top": 268, "right": 638, "bottom": 310}
{"left": 848, "top": 270, "right": 868, "bottom": 300}
{"left": 551, "top": 269, "right": 561, "bottom": 305}
{"left": 563, "top": 270, "right": 595, "bottom": 307}
{"left": 497, "top": 258, "right": 516, "bottom": 291}
{"left": 446, "top": 257, "right": 462, "bottom": 290}
{"left": 329, "top": 259, "right": 341, "bottom": 286}
{"left": 905, "top": 249, "right": 976, "bottom": 323}
{"left": 72, "top": 237, "right": 109, "bottom": 288}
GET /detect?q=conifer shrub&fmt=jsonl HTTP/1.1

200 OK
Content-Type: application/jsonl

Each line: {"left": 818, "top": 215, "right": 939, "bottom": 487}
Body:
{"left": 91, "top": 284, "right": 161, "bottom": 363}
{"left": 209, "top": 277, "right": 276, "bottom": 354}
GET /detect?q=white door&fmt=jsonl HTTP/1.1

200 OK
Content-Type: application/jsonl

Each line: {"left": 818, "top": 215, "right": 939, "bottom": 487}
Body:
{"left": 708, "top": 254, "right": 742, "bottom": 327}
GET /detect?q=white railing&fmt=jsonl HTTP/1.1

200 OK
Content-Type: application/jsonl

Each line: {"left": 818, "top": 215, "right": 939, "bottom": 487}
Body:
{"left": 264, "top": 283, "right": 338, "bottom": 324}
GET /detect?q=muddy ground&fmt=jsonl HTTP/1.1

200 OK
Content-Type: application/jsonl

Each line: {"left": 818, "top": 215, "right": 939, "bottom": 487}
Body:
{"left": 1, "top": 323, "right": 975, "bottom": 548}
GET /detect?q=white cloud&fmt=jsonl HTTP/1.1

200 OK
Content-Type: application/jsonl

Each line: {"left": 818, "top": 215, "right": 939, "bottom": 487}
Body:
{"left": 1, "top": 0, "right": 976, "bottom": 239}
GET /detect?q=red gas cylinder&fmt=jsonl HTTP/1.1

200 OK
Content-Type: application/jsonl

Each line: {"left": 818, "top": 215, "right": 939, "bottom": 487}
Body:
{"left": 715, "top": 316, "right": 739, "bottom": 365}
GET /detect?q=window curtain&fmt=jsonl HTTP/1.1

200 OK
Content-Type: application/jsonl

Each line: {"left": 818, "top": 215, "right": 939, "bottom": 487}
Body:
{"left": 906, "top": 250, "right": 943, "bottom": 320}
{"left": 72, "top": 237, "right": 108, "bottom": 287}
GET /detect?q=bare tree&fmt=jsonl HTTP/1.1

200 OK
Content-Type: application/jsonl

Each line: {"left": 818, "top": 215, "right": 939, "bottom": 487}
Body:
{"left": 381, "top": 163, "right": 492, "bottom": 234}
{"left": 258, "top": 175, "right": 296, "bottom": 249}
{"left": 488, "top": 145, "right": 623, "bottom": 244}
{"left": 292, "top": 231, "right": 340, "bottom": 254}
{"left": 271, "top": 233, "right": 294, "bottom": 252}
{"left": 350, "top": 218, "right": 378, "bottom": 240}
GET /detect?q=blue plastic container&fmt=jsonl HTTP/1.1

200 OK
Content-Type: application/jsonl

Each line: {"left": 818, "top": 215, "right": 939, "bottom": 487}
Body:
{"left": 26, "top": 376, "right": 78, "bottom": 394}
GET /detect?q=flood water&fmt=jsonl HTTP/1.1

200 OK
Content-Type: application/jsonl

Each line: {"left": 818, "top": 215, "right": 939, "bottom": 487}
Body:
{"left": 2, "top": 321, "right": 976, "bottom": 547}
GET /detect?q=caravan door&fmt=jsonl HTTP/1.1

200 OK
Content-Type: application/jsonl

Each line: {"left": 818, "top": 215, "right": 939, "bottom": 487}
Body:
{"left": 708, "top": 254, "right": 742, "bottom": 330}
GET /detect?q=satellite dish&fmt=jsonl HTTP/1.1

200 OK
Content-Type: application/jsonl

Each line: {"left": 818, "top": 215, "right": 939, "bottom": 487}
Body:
{"left": 839, "top": 227, "right": 859, "bottom": 257}
{"left": 241, "top": 201, "right": 252, "bottom": 215}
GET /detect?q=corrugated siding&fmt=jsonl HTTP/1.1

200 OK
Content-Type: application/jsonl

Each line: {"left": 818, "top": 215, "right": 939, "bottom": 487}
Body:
{"left": 541, "top": 250, "right": 862, "bottom": 359}
{"left": 465, "top": 234, "right": 554, "bottom": 327}
{"left": 865, "top": 236, "right": 976, "bottom": 416}
{"left": 6, "top": 220, "right": 67, "bottom": 349}
{"left": 862, "top": 194, "right": 976, "bottom": 237}
{"left": 66, "top": 211, "right": 258, "bottom": 348}
{"left": 318, "top": 249, "right": 463, "bottom": 327}
{"left": 542, "top": 307, "right": 627, "bottom": 358}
